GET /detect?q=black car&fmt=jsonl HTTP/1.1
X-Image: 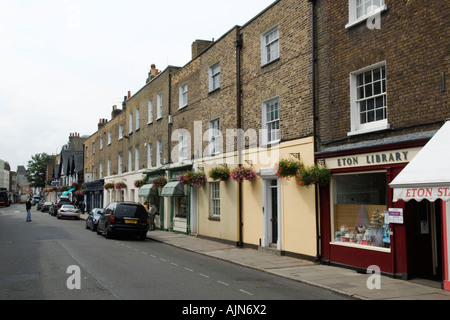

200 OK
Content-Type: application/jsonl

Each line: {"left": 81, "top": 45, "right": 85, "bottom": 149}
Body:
{"left": 41, "top": 202, "right": 54, "bottom": 212}
{"left": 50, "top": 198, "right": 72, "bottom": 216}
{"left": 85, "top": 208, "right": 104, "bottom": 231}
{"left": 97, "top": 202, "right": 149, "bottom": 240}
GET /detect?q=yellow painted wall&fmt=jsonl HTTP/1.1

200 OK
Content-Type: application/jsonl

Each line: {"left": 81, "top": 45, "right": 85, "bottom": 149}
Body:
{"left": 197, "top": 159, "right": 239, "bottom": 242}
{"left": 242, "top": 137, "right": 317, "bottom": 257}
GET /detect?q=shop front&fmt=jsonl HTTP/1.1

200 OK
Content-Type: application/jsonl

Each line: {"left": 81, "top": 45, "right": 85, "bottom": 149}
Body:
{"left": 142, "top": 169, "right": 166, "bottom": 231}
{"left": 161, "top": 164, "right": 193, "bottom": 235}
{"left": 390, "top": 121, "right": 450, "bottom": 290}
{"left": 317, "top": 138, "right": 434, "bottom": 279}
{"left": 82, "top": 179, "right": 104, "bottom": 212}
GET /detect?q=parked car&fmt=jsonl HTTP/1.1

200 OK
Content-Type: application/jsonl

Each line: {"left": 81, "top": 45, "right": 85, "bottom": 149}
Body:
{"left": 57, "top": 204, "right": 81, "bottom": 220}
{"left": 37, "top": 200, "right": 45, "bottom": 210}
{"left": 41, "top": 202, "right": 54, "bottom": 212}
{"left": 85, "top": 208, "right": 104, "bottom": 231}
{"left": 50, "top": 198, "right": 72, "bottom": 216}
{"left": 97, "top": 202, "right": 149, "bottom": 240}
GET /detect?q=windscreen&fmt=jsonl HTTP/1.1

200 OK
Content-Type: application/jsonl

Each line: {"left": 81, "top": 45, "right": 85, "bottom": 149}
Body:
{"left": 114, "top": 204, "right": 147, "bottom": 218}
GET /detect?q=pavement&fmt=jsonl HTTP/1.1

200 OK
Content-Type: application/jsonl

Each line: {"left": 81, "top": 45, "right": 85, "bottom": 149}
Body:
{"left": 79, "top": 213, "right": 450, "bottom": 300}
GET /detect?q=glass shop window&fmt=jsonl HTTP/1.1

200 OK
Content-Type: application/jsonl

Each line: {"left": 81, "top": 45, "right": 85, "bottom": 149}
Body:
{"left": 332, "top": 172, "right": 390, "bottom": 249}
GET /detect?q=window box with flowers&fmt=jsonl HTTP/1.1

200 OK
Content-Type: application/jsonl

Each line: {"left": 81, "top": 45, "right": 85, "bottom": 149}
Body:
{"left": 114, "top": 182, "right": 127, "bottom": 190}
{"left": 295, "top": 164, "right": 331, "bottom": 187}
{"left": 177, "top": 171, "right": 207, "bottom": 188}
{"left": 208, "top": 165, "right": 230, "bottom": 181}
{"left": 230, "top": 166, "right": 257, "bottom": 183}
{"left": 273, "top": 159, "right": 303, "bottom": 179}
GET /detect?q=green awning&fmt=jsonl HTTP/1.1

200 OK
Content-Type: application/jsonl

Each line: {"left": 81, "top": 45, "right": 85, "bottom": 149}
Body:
{"left": 161, "top": 182, "right": 185, "bottom": 197}
{"left": 138, "top": 184, "right": 158, "bottom": 198}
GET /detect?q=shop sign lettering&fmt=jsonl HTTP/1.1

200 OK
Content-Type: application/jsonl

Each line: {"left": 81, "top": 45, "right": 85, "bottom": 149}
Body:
{"left": 335, "top": 151, "right": 410, "bottom": 168}
{"left": 406, "top": 187, "right": 450, "bottom": 198}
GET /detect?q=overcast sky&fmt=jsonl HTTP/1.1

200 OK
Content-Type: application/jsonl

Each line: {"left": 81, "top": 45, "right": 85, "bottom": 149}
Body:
{"left": 0, "top": 0, "right": 275, "bottom": 171}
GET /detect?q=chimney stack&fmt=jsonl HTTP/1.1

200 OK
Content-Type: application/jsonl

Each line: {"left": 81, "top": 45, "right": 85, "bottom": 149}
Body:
{"left": 146, "top": 64, "right": 160, "bottom": 83}
{"left": 192, "top": 39, "right": 214, "bottom": 60}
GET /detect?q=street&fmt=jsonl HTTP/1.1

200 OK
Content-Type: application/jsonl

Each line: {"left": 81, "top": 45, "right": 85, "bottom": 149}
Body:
{"left": 0, "top": 204, "right": 347, "bottom": 302}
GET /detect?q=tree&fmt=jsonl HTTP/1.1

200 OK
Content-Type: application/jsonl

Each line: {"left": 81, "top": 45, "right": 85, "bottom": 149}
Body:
{"left": 25, "top": 153, "right": 56, "bottom": 188}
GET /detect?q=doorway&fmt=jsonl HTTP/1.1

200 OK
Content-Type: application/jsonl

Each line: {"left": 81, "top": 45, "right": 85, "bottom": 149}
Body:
{"left": 406, "top": 200, "right": 442, "bottom": 281}
{"left": 262, "top": 178, "right": 280, "bottom": 249}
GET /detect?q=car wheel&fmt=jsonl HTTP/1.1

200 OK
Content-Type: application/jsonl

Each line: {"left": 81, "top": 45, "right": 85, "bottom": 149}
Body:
{"left": 105, "top": 227, "right": 110, "bottom": 239}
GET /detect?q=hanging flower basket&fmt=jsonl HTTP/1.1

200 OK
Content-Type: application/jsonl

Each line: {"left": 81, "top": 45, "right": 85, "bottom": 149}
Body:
{"left": 295, "top": 165, "right": 331, "bottom": 187}
{"left": 177, "top": 171, "right": 207, "bottom": 188}
{"left": 104, "top": 182, "right": 115, "bottom": 190}
{"left": 208, "top": 165, "right": 231, "bottom": 181}
{"left": 273, "top": 159, "right": 303, "bottom": 179}
{"left": 71, "top": 182, "right": 79, "bottom": 189}
{"left": 114, "top": 182, "right": 127, "bottom": 190}
{"left": 230, "top": 166, "right": 257, "bottom": 183}
{"left": 75, "top": 189, "right": 88, "bottom": 197}
{"left": 134, "top": 178, "right": 147, "bottom": 188}
{"left": 152, "top": 176, "right": 168, "bottom": 189}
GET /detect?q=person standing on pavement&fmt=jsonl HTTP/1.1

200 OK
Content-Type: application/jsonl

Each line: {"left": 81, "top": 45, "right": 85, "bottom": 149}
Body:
{"left": 148, "top": 201, "right": 157, "bottom": 231}
{"left": 26, "top": 197, "right": 32, "bottom": 222}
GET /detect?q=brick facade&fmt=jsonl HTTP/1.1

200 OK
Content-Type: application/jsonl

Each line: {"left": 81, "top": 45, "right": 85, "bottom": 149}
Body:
{"left": 316, "top": 0, "right": 449, "bottom": 151}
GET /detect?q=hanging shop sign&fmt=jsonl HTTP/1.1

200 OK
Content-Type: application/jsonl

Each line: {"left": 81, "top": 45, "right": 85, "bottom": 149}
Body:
{"left": 387, "top": 208, "right": 404, "bottom": 224}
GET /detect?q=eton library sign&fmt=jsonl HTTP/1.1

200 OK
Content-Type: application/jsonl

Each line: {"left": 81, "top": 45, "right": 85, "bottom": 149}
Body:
{"left": 323, "top": 147, "right": 422, "bottom": 170}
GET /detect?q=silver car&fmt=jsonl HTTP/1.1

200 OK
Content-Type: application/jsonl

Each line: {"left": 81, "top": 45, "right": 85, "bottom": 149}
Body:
{"left": 57, "top": 204, "right": 81, "bottom": 220}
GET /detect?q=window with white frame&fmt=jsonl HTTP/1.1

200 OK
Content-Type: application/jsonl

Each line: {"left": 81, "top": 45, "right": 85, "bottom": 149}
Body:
{"left": 129, "top": 112, "right": 133, "bottom": 134}
{"left": 349, "top": 62, "right": 388, "bottom": 135}
{"left": 135, "top": 147, "right": 140, "bottom": 171}
{"left": 147, "top": 143, "right": 153, "bottom": 168}
{"left": 156, "top": 140, "right": 162, "bottom": 165}
{"left": 209, "top": 119, "right": 221, "bottom": 156}
{"left": 179, "top": 83, "right": 188, "bottom": 109}
{"left": 209, "top": 63, "right": 220, "bottom": 92}
{"left": 157, "top": 93, "right": 163, "bottom": 120}
{"left": 346, "top": 0, "right": 387, "bottom": 28}
{"left": 119, "top": 124, "right": 123, "bottom": 140}
{"left": 118, "top": 154, "right": 123, "bottom": 174}
{"left": 210, "top": 182, "right": 220, "bottom": 218}
{"left": 99, "top": 163, "right": 103, "bottom": 179}
{"left": 107, "top": 159, "right": 111, "bottom": 176}
{"left": 100, "top": 137, "right": 103, "bottom": 150}
{"left": 92, "top": 142, "right": 95, "bottom": 155}
{"left": 262, "top": 97, "right": 281, "bottom": 145}
{"left": 108, "top": 131, "right": 111, "bottom": 145}
{"left": 128, "top": 150, "right": 133, "bottom": 172}
{"left": 178, "top": 131, "right": 188, "bottom": 162}
{"left": 148, "top": 99, "right": 153, "bottom": 124}
{"left": 136, "top": 108, "right": 140, "bottom": 131}
{"left": 261, "top": 25, "right": 279, "bottom": 66}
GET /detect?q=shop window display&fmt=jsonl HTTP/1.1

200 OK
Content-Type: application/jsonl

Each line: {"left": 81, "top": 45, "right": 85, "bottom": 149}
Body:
{"left": 332, "top": 172, "right": 390, "bottom": 249}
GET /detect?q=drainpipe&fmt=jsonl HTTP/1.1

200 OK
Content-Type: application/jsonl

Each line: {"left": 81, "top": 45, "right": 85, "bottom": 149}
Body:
{"left": 168, "top": 71, "right": 173, "bottom": 165}
{"left": 307, "top": 0, "right": 321, "bottom": 262}
{"left": 235, "top": 31, "right": 243, "bottom": 248}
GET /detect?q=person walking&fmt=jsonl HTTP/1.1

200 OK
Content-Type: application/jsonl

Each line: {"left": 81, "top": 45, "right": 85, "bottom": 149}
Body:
{"left": 26, "top": 197, "right": 32, "bottom": 222}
